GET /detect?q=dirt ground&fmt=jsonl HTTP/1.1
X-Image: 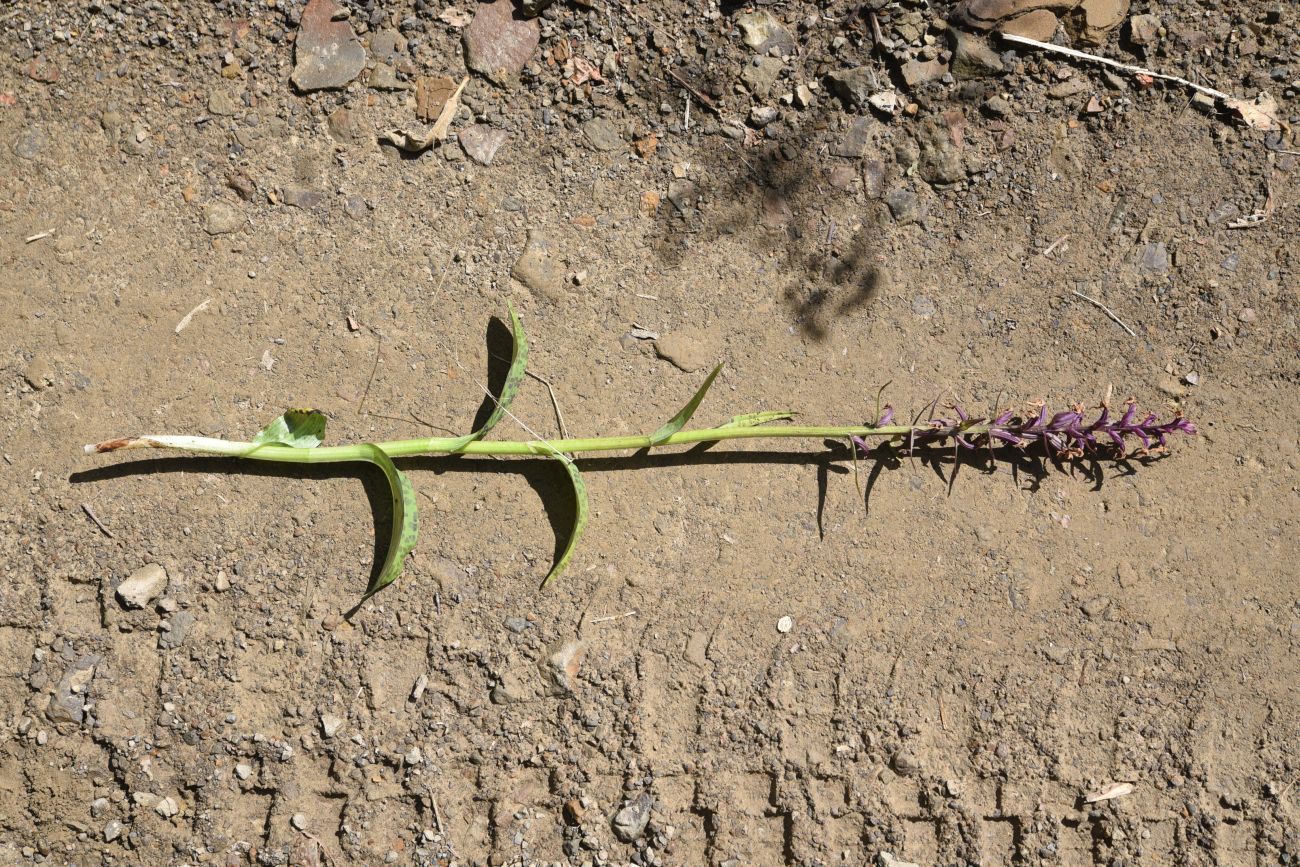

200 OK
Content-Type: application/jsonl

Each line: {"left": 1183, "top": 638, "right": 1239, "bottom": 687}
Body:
{"left": 2, "top": 0, "right": 1298, "bottom": 864}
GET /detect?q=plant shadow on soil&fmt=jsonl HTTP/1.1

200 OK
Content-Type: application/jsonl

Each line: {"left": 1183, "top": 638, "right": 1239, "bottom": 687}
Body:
{"left": 645, "top": 133, "right": 885, "bottom": 341}
{"left": 70, "top": 442, "right": 1155, "bottom": 607}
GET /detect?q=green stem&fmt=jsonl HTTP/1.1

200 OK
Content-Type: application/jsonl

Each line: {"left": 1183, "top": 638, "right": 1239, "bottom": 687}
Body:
{"left": 86, "top": 424, "right": 991, "bottom": 464}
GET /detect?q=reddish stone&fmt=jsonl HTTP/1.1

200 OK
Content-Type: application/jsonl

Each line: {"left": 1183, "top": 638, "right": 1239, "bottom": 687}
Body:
{"left": 463, "top": 0, "right": 540, "bottom": 85}
{"left": 291, "top": 0, "right": 366, "bottom": 92}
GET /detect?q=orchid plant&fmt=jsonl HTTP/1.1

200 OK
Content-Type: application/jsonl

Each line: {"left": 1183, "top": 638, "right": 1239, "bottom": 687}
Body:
{"left": 83, "top": 305, "right": 1195, "bottom": 607}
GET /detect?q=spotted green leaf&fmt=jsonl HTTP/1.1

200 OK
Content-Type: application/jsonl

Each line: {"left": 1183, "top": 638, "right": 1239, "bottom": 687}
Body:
{"left": 719, "top": 410, "right": 795, "bottom": 429}
{"left": 356, "top": 444, "right": 419, "bottom": 604}
{"left": 649, "top": 363, "right": 723, "bottom": 446}
{"left": 449, "top": 302, "right": 529, "bottom": 452}
{"left": 540, "top": 453, "right": 588, "bottom": 588}
{"left": 252, "top": 409, "right": 327, "bottom": 448}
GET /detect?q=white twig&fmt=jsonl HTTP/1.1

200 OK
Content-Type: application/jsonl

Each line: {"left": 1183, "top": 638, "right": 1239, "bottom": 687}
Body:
{"left": 81, "top": 503, "right": 115, "bottom": 538}
{"left": 1040, "top": 235, "right": 1069, "bottom": 258}
{"left": 590, "top": 610, "right": 638, "bottom": 624}
{"left": 174, "top": 298, "right": 212, "bottom": 334}
{"left": 1071, "top": 290, "right": 1136, "bottom": 337}
{"left": 1000, "top": 33, "right": 1234, "bottom": 101}
{"left": 527, "top": 370, "right": 570, "bottom": 439}
{"left": 25, "top": 230, "right": 52, "bottom": 243}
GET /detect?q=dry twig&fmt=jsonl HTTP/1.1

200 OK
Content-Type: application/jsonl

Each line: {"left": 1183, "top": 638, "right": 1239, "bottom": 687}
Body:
{"left": 1071, "top": 290, "right": 1136, "bottom": 337}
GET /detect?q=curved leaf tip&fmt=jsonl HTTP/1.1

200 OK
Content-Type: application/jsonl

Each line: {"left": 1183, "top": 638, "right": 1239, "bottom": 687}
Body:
{"left": 649, "top": 362, "right": 723, "bottom": 446}
{"left": 541, "top": 453, "right": 589, "bottom": 589}
{"left": 356, "top": 444, "right": 420, "bottom": 605}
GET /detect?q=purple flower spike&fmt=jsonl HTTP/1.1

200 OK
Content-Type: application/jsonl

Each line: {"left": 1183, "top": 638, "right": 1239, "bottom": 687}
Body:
{"left": 892, "top": 398, "right": 1196, "bottom": 459}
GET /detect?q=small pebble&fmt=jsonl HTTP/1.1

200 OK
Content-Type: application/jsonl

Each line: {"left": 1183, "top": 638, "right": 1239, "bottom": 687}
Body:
{"left": 776, "top": 616, "right": 794, "bottom": 633}
{"left": 291, "top": 813, "right": 307, "bottom": 831}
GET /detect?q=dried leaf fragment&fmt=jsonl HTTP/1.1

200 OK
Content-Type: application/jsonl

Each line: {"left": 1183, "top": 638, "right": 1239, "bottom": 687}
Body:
{"left": 380, "top": 76, "right": 468, "bottom": 152}
{"left": 1085, "top": 781, "right": 1135, "bottom": 803}
{"left": 1222, "top": 92, "right": 1282, "bottom": 132}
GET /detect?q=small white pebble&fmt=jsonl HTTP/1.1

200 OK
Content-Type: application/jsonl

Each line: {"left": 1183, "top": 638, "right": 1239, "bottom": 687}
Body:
{"left": 291, "top": 813, "right": 307, "bottom": 831}
{"left": 776, "top": 616, "right": 794, "bottom": 634}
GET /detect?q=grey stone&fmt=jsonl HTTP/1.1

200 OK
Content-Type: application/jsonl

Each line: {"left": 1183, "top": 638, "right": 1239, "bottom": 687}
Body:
{"left": 916, "top": 113, "right": 965, "bottom": 184}
{"left": 827, "top": 164, "right": 857, "bottom": 190}
{"left": 826, "top": 66, "right": 875, "bottom": 110}
{"left": 666, "top": 179, "right": 698, "bottom": 213}
{"left": 158, "top": 611, "right": 196, "bottom": 650}
{"left": 459, "top": 124, "right": 508, "bottom": 165}
{"left": 1139, "top": 241, "right": 1169, "bottom": 274}
{"left": 46, "top": 654, "right": 100, "bottom": 725}
{"left": 1081, "top": 596, "right": 1111, "bottom": 618}
{"left": 863, "top": 159, "right": 887, "bottom": 199}
{"left": 952, "top": 0, "right": 1081, "bottom": 31}
{"left": 207, "top": 89, "right": 239, "bottom": 116}
{"left": 291, "top": 0, "right": 366, "bottom": 92}
{"left": 344, "top": 196, "right": 369, "bottom": 219}
{"left": 23, "top": 356, "right": 52, "bottom": 390}
{"left": 367, "top": 63, "right": 406, "bottom": 91}
{"left": 369, "top": 29, "right": 406, "bottom": 65}
{"left": 326, "top": 106, "right": 364, "bottom": 144}
{"left": 1207, "top": 201, "right": 1240, "bottom": 225}
{"left": 1129, "top": 12, "right": 1161, "bottom": 45}
{"left": 282, "top": 187, "right": 324, "bottom": 209}
{"left": 900, "top": 59, "right": 947, "bottom": 88}
{"left": 511, "top": 230, "right": 565, "bottom": 300}
{"left": 504, "top": 616, "right": 530, "bottom": 633}
{"left": 1048, "top": 79, "right": 1089, "bottom": 99}
{"left": 830, "top": 117, "right": 875, "bottom": 158}
{"left": 582, "top": 117, "right": 624, "bottom": 152}
{"left": 463, "top": 0, "right": 539, "bottom": 85}
{"left": 736, "top": 11, "right": 794, "bottom": 54}
{"left": 983, "top": 95, "right": 1013, "bottom": 117}
{"left": 12, "top": 127, "right": 46, "bottom": 160}
{"left": 653, "top": 332, "right": 711, "bottom": 372}
{"left": 320, "top": 713, "right": 345, "bottom": 738}
{"left": 885, "top": 188, "right": 921, "bottom": 224}
{"left": 741, "top": 56, "right": 784, "bottom": 100}
{"left": 103, "top": 820, "right": 123, "bottom": 842}
{"left": 611, "top": 793, "right": 653, "bottom": 842}
{"left": 542, "top": 640, "right": 585, "bottom": 695}
{"left": 892, "top": 750, "right": 921, "bottom": 776}
{"left": 950, "top": 30, "right": 1004, "bottom": 78}
{"left": 1001, "top": 9, "right": 1059, "bottom": 40}
{"left": 203, "top": 202, "right": 243, "bottom": 236}
{"left": 911, "top": 295, "right": 937, "bottom": 319}
{"left": 116, "top": 564, "right": 168, "bottom": 609}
